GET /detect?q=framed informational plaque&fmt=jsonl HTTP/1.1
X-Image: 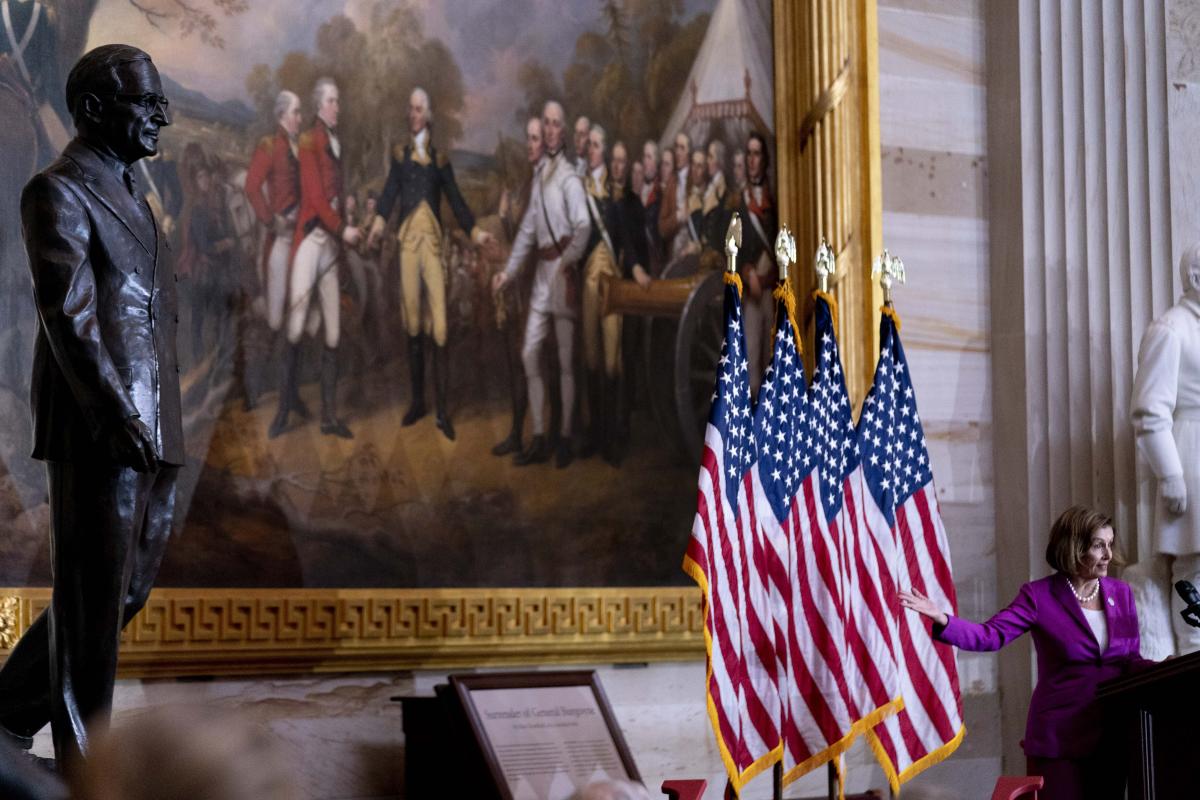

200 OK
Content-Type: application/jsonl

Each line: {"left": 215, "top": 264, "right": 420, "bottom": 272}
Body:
{"left": 450, "top": 671, "right": 641, "bottom": 800}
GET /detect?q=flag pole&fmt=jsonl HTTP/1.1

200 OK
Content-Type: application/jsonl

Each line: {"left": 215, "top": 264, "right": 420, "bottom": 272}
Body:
{"left": 814, "top": 237, "right": 835, "bottom": 294}
{"left": 726, "top": 212, "right": 743, "bottom": 275}
{"left": 870, "top": 248, "right": 906, "bottom": 307}
{"left": 770, "top": 226, "right": 793, "bottom": 800}
{"left": 776, "top": 225, "right": 796, "bottom": 284}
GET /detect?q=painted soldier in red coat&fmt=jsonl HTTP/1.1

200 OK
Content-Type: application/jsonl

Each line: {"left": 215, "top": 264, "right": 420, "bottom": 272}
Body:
{"left": 245, "top": 89, "right": 313, "bottom": 431}
{"left": 271, "top": 77, "right": 360, "bottom": 438}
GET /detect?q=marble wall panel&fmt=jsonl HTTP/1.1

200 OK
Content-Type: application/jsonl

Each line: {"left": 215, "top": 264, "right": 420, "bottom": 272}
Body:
{"left": 1168, "top": 1, "right": 1200, "bottom": 274}
{"left": 879, "top": 0, "right": 984, "bottom": 19}
{"left": 879, "top": 7, "right": 985, "bottom": 86}
{"left": 879, "top": 214, "right": 988, "bottom": 339}
{"left": 879, "top": 77, "right": 986, "bottom": 155}
{"left": 882, "top": 148, "right": 987, "bottom": 218}
{"left": 877, "top": 1, "right": 997, "bottom": 794}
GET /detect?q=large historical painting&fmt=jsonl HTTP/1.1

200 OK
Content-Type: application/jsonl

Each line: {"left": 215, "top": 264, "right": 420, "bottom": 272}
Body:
{"left": 0, "top": 0, "right": 775, "bottom": 590}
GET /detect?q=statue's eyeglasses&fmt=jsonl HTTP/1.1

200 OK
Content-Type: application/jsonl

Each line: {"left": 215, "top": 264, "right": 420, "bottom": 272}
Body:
{"left": 110, "top": 93, "right": 170, "bottom": 113}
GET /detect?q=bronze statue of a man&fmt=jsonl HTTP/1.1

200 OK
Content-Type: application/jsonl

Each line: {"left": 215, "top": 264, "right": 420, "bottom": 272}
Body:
{"left": 0, "top": 44, "right": 183, "bottom": 766}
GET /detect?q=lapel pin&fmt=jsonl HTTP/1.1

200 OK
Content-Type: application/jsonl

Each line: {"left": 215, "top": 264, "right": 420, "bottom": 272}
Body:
{"left": 1108, "top": 597, "right": 1115, "bottom": 606}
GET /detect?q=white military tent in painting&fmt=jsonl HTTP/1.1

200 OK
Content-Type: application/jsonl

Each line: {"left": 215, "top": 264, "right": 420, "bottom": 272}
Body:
{"left": 659, "top": 0, "right": 774, "bottom": 151}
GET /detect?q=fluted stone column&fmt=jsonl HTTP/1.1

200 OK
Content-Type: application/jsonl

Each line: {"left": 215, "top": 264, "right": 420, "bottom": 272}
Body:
{"left": 774, "top": 0, "right": 882, "bottom": 401}
{"left": 986, "top": 0, "right": 1174, "bottom": 772}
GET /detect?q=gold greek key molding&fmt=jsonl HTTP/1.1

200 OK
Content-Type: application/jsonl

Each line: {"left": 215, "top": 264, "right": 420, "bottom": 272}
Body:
{"left": 0, "top": 588, "right": 704, "bottom": 678}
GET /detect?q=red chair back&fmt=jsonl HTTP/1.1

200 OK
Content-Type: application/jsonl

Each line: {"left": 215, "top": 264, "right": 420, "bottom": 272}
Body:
{"left": 661, "top": 779, "right": 707, "bottom": 800}
{"left": 991, "top": 775, "right": 1043, "bottom": 800}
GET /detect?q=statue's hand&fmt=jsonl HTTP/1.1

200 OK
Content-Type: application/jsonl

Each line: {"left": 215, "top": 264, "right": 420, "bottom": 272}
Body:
{"left": 1163, "top": 475, "right": 1188, "bottom": 516}
{"left": 105, "top": 416, "right": 158, "bottom": 473}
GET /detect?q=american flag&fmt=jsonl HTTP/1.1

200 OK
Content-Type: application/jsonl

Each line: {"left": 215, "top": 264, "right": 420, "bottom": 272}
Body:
{"left": 683, "top": 275, "right": 782, "bottom": 792}
{"left": 806, "top": 294, "right": 903, "bottom": 752}
{"left": 859, "top": 309, "right": 964, "bottom": 790}
{"left": 751, "top": 291, "right": 860, "bottom": 782}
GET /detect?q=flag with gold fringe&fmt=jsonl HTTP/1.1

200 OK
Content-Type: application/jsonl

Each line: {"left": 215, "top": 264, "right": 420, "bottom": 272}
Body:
{"left": 859, "top": 307, "right": 965, "bottom": 791}
{"left": 752, "top": 281, "right": 866, "bottom": 784}
{"left": 803, "top": 292, "right": 905, "bottom": 770}
{"left": 683, "top": 271, "right": 782, "bottom": 793}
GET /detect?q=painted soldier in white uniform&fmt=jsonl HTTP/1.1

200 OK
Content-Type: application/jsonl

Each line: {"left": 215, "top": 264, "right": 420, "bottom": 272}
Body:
{"left": 493, "top": 100, "right": 590, "bottom": 468}
{"left": 1132, "top": 242, "right": 1200, "bottom": 653}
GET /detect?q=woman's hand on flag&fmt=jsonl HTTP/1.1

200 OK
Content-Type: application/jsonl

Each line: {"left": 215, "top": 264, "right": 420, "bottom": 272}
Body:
{"left": 899, "top": 589, "right": 949, "bottom": 627}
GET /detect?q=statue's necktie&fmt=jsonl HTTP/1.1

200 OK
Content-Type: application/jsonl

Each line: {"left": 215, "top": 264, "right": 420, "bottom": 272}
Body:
{"left": 124, "top": 167, "right": 151, "bottom": 218}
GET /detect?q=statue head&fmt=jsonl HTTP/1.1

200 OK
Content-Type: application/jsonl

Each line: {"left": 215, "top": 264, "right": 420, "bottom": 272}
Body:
{"left": 1181, "top": 243, "right": 1200, "bottom": 296}
{"left": 66, "top": 44, "right": 170, "bottom": 164}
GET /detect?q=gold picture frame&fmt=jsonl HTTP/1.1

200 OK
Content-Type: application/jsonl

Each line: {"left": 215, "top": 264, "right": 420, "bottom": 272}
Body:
{"left": 0, "top": 0, "right": 880, "bottom": 678}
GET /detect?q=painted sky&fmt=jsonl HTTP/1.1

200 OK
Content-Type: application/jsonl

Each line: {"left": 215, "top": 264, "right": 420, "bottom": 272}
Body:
{"left": 86, "top": 0, "right": 713, "bottom": 152}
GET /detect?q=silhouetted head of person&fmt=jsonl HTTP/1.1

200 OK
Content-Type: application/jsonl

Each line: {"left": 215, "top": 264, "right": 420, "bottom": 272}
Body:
{"left": 73, "top": 706, "right": 298, "bottom": 800}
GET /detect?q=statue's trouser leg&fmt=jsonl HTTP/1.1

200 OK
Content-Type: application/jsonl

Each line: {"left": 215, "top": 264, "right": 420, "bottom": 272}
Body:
{"left": 0, "top": 462, "right": 177, "bottom": 767}
{"left": 1171, "top": 553, "right": 1200, "bottom": 654}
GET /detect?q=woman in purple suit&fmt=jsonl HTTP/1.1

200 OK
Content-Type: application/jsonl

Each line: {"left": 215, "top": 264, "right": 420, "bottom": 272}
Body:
{"left": 900, "top": 506, "right": 1156, "bottom": 800}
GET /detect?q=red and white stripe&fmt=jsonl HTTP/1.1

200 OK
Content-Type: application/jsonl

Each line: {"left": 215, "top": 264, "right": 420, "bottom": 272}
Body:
{"left": 686, "top": 424, "right": 782, "bottom": 791}
{"left": 866, "top": 484, "right": 964, "bottom": 789}
{"left": 835, "top": 467, "right": 905, "bottom": 734}
{"left": 754, "top": 468, "right": 859, "bottom": 781}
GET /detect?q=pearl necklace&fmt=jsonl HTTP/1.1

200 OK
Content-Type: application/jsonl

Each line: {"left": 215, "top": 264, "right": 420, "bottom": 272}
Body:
{"left": 1068, "top": 577, "right": 1100, "bottom": 604}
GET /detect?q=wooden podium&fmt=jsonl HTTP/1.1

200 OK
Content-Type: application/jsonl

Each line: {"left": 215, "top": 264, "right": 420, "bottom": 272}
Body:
{"left": 1097, "top": 649, "right": 1200, "bottom": 799}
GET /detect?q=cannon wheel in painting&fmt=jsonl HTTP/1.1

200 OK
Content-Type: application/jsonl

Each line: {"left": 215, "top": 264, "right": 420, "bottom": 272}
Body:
{"left": 635, "top": 256, "right": 725, "bottom": 463}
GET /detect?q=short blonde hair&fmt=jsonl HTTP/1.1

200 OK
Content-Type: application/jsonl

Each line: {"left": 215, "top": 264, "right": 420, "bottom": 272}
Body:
{"left": 1045, "top": 505, "right": 1124, "bottom": 575}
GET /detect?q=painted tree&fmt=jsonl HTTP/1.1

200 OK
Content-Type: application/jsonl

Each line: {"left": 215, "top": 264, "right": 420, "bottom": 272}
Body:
{"left": 517, "top": 2, "right": 709, "bottom": 155}
{"left": 245, "top": 1, "right": 467, "bottom": 193}
{"left": 53, "top": 0, "right": 247, "bottom": 73}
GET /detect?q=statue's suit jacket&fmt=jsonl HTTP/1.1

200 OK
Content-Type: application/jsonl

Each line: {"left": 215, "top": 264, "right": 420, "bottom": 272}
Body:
{"left": 1131, "top": 295, "right": 1200, "bottom": 554}
{"left": 935, "top": 575, "right": 1154, "bottom": 759}
{"left": 22, "top": 138, "right": 184, "bottom": 465}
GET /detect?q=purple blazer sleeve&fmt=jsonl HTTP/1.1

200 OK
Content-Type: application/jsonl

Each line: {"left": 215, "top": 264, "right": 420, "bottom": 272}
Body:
{"left": 930, "top": 575, "right": 1155, "bottom": 759}
{"left": 934, "top": 581, "right": 1038, "bottom": 651}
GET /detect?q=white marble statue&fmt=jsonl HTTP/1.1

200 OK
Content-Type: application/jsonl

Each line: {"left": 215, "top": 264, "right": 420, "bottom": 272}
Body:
{"left": 1132, "top": 242, "right": 1200, "bottom": 654}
